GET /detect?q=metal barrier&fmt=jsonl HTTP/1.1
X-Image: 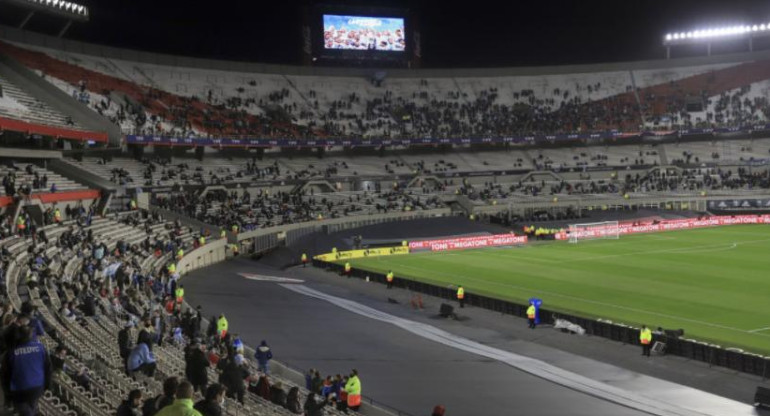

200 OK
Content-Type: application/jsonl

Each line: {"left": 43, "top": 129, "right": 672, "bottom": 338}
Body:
{"left": 315, "top": 259, "right": 770, "bottom": 380}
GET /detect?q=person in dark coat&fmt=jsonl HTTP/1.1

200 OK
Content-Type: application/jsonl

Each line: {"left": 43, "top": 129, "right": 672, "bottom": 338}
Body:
{"left": 269, "top": 380, "right": 287, "bottom": 408}
{"left": 116, "top": 389, "right": 143, "bottom": 416}
{"left": 285, "top": 386, "right": 302, "bottom": 414}
{"left": 303, "top": 392, "right": 326, "bottom": 416}
{"left": 118, "top": 321, "right": 134, "bottom": 370}
{"left": 194, "top": 384, "right": 225, "bottom": 416}
{"left": 218, "top": 359, "right": 246, "bottom": 404}
{"left": 254, "top": 375, "right": 271, "bottom": 401}
{"left": 254, "top": 340, "right": 272, "bottom": 374}
{"left": 185, "top": 341, "right": 210, "bottom": 393}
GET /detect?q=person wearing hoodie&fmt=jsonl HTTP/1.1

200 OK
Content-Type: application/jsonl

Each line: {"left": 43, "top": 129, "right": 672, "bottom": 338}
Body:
{"left": 116, "top": 389, "right": 143, "bottom": 416}
{"left": 194, "top": 383, "right": 225, "bottom": 416}
{"left": 254, "top": 340, "right": 272, "bottom": 374}
{"left": 155, "top": 381, "right": 202, "bottom": 416}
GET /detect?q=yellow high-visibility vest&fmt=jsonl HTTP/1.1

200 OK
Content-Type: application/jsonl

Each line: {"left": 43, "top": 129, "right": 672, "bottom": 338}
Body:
{"left": 301, "top": 253, "right": 308, "bottom": 262}
{"left": 456, "top": 287, "right": 464, "bottom": 300}
{"left": 386, "top": 272, "right": 394, "bottom": 282}
{"left": 527, "top": 305, "right": 536, "bottom": 318}
{"left": 344, "top": 262, "right": 351, "bottom": 272}
{"left": 175, "top": 287, "right": 184, "bottom": 300}
{"left": 640, "top": 328, "right": 652, "bottom": 345}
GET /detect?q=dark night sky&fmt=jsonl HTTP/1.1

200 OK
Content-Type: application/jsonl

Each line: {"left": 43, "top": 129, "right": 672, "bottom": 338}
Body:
{"left": 2, "top": 0, "right": 770, "bottom": 67}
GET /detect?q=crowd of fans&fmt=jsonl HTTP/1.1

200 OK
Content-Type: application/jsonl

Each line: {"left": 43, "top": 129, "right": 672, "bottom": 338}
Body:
{"left": 153, "top": 186, "right": 445, "bottom": 231}
{"left": 0, "top": 204, "right": 375, "bottom": 416}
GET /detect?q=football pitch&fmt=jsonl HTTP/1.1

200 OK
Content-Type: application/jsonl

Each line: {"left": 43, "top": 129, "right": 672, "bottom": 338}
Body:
{"left": 340, "top": 225, "right": 770, "bottom": 354}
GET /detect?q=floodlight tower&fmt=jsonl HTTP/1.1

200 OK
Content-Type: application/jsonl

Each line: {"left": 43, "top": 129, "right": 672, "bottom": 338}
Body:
{"left": 0, "top": 0, "right": 89, "bottom": 37}
{"left": 663, "top": 22, "right": 770, "bottom": 58}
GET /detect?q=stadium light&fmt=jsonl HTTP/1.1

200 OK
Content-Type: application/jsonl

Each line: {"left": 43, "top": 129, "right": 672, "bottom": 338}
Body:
{"left": 663, "top": 22, "right": 770, "bottom": 46}
{"left": 663, "top": 20, "right": 770, "bottom": 58}
{"left": 1, "top": 0, "right": 89, "bottom": 21}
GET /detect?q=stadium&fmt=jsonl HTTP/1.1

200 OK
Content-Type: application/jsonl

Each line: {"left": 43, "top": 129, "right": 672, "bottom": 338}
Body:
{"left": 1, "top": 0, "right": 770, "bottom": 415}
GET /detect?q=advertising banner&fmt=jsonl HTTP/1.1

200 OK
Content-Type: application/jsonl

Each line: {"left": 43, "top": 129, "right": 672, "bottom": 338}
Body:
{"left": 409, "top": 234, "right": 528, "bottom": 252}
{"left": 555, "top": 215, "right": 770, "bottom": 240}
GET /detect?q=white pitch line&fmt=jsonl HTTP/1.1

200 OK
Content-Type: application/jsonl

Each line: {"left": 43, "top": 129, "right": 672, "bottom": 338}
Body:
{"left": 748, "top": 327, "right": 770, "bottom": 333}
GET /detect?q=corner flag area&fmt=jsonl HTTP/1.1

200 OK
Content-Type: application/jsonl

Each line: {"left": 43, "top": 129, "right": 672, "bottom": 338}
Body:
{"left": 341, "top": 225, "right": 770, "bottom": 354}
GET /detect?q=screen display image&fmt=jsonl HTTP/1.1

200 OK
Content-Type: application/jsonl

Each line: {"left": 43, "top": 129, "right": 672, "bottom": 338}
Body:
{"left": 323, "top": 14, "right": 405, "bottom": 52}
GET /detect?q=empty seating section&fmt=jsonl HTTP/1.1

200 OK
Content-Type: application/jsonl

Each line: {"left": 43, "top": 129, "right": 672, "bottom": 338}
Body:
{"left": 1, "top": 211, "right": 351, "bottom": 416}
{"left": 0, "top": 74, "right": 84, "bottom": 130}
{"left": 0, "top": 163, "right": 87, "bottom": 196}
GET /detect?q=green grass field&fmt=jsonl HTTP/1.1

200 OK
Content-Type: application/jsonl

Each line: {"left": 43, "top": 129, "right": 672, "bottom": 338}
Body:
{"left": 340, "top": 225, "right": 770, "bottom": 354}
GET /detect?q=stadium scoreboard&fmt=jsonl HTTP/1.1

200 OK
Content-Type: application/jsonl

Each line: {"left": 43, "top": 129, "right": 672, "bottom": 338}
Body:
{"left": 302, "top": 4, "right": 420, "bottom": 68}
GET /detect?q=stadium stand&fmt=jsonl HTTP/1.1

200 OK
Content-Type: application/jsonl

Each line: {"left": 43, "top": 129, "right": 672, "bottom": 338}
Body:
{"left": 0, "top": 206, "right": 363, "bottom": 416}
{"left": 4, "top": 40, "right": 770, "bottom": 141}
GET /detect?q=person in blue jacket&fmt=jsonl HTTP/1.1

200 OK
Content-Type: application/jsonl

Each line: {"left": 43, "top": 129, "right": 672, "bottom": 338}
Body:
{"left": 127, "top": 332, "right": 156, "bottom": 377}
{"left": 1, "top": 325, "right": 51, "bottom": 416}
{"left": 254, "top": 340, "right": 273, "bottom": 375}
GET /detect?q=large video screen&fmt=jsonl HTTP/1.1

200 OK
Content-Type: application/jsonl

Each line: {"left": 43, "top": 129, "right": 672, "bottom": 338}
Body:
{"left": 323, "top": 15, "right": 405, "bottom": 52}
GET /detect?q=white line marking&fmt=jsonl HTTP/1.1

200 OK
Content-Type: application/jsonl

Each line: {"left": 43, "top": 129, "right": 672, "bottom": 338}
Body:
{"left": 281, "top": 284, "right": 747, "bottom": 416}
{"left": 238, "top": 273, "right": 304, "bottom": 283}
{"left": 748, "top": 327, "right": 770, "bottom": 333}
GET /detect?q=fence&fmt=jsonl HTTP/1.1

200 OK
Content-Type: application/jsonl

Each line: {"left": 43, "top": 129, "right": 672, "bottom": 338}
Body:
{"left": 314, "top": 259, "right": 770, "bottom": 380}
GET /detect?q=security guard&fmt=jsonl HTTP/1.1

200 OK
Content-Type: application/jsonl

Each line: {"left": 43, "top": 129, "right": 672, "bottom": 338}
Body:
{"left": 220, "top": 228, "right": 226, "bottom": 239}
{"left": 53, "top": 208, "right": 61, "bottom": 223}
{"left": 640, "top": 325, "right": 653, "bottom": 357}
{"left": 217, "top": 314, "right": 229, "bottom": 340}
{"left": 456, "top": 285, "right": 465, "bottom": 308}
{"left": 231, "top": 224, "right": 239, "bottom": 234}
{"left": 301, "top": 253, "right": 308, "bottom": 267}
{"left": 344, "top": 262, "right": 352, "bottom": 277}
{"left": 198, "top": 235, "right": 205, "bottom": 246}
{"left": 167, "top": 263, "right": 176, "bottom": 275}
{"left": 175, "top": 285, "right": 185, "bottom": 305}
{"left": 16, "top": 215, "right": 25, "bottom": 233}
{"left": 527, "top": 302, "right": 537, "bottom": 329}
{"left": 176, "top": 248, "right": 184, "bottom": 260}
{"left": 386, "top": 270, "right": 394, "bottom": 289}
{"left": 130, "top": 199, "right": 137, "bottom": 210}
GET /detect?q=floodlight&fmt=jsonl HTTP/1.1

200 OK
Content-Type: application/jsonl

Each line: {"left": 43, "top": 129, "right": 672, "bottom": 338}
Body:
{"left": 1, "top": 0, "right": 89, "bottom": 20}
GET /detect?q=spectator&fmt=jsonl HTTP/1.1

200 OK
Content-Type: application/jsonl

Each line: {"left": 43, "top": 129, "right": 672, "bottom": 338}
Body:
{"left": 185, "top": 340, "right": 210, "bottom": 393}
{"left": 117, "top": 389, "right": 144, "bottom": 416}
{"left": 431, "top": 405, "right": 446, "bottom": 416}
{"left": 254, "top": 340, "right": 272, "bottom": 374}
{"left": 218, "top": 356, "right": 246, "bottom": 403}
{"left": 270, "top": 380, "right": 287, "bottom": 408}
{"left": 194, "top": 383, "right": 225, "bottom": 416}
{"left": 155, "top": 381, "right": 202, "bottom": 416}
{"left": 118, "top": 321, "right": 134, "bottom": 370}
{"left": 286, "top": 386, "right": 302, "bottom": 414}
{"left": 303, "top": 392, "right": 327, "bottom": 416}
{"left": 1, "top": 325, "right": 51, "bottom": 416}
{"left": 143, "top": 377, "right": 179, "bottom": 416}
{"left": 127, "top": 332, "right": 156, "bottom": 377}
